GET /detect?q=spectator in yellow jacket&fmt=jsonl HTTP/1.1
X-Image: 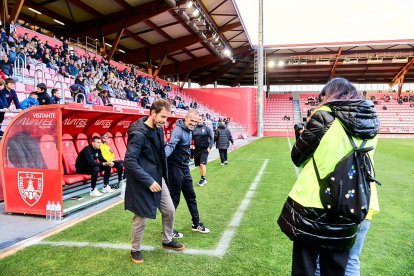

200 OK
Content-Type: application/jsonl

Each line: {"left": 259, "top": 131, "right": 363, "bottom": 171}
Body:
{"left": 100, "top": 132, "right": 126, "bottom": 187}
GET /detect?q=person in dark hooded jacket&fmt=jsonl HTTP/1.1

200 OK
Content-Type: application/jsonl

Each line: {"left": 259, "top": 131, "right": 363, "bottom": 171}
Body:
{"left": 215, "top": 121, "right": 234, "bottom": 165}
{"left": 278, "top": 77, "right": 380, "bottom": 276}
{"left": 165, "top": 109, "right": 210, "bottom": 237}
{"left": 124, "top": 99, "right": 184, "bottom": 265}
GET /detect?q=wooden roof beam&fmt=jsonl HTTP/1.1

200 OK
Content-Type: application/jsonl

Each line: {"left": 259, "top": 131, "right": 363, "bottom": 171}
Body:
{"left": 122, "top": 33, "right": 201, "bottom": 64}
{"left": 123, "top": 29, "right": 151, "bottom": 47}
{"left": 9, "top": 0, "right": 25, "bottom": 23}
{"left": 390, "top": 57, "right": 414, "bottom": 87}
{"left": 73, "top": 0, "right": 181, "bottom": 37}
{"left": 113, "top": 0, "right": 131, "bottom": 9}
{"left": 107, "top": 26, "right": 125, "bottom": 61}
{"left": 329, "top": 47, "right": 342, "bottom": 80}
{"left": 68, "top": 0, "right": 103, "bottom": 17}
{"left": 25, "top": 0, "right": 72, "bottom": 26}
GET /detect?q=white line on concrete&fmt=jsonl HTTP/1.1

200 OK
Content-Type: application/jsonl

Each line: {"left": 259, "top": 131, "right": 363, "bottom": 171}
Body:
{"left": 34, "top": 159, "right": 270, "bottom": 258}
{"left": 286, "top": 136, "right": 300, "bottom": 177}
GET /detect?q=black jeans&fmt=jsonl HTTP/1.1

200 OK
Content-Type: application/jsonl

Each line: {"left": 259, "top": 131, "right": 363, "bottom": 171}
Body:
{"left": 76, "top": 165, "right": 111, "bottom": 190}
{"left": 219, "top": 149, "right": 228, "bottom": 163}
{"left": 167, "top": 164, "right": 200, "bottom": 225}
{"left": 292, "top": 241, "right": 349, "bottom": 276}
{"left": 113, "top": 160, "right": 125, "bottom": 182}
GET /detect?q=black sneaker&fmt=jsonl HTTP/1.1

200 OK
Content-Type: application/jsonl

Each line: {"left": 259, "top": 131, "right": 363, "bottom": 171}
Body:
{"left": 197, "top": 179, "right": 207, "bottom": 187}
{"left": 162, "top": 240, "right": 185, "bottom": 251}
{"left": 130, "top": 250, "right": 143, "bottom": 264}
{"left": 192, "top": 222, "right": 210, "bottom": 233}
{"left": 172, "top": 229, "right": 184, "bottom": 238}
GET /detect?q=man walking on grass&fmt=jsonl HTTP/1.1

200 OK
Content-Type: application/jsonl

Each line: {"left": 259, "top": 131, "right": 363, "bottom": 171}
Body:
{"left": 165, "top": 109, "right": 210, "bottom": 238}
{"left": 192, "top": 116, "right": 214, "bottom": 187}
{"left": 125, "top": 99, "right": 184, "bottom": 265}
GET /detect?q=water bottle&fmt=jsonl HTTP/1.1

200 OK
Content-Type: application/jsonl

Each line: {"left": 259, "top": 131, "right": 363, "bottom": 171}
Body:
{"left": 50, "top": 201, "right": 56, "bottom": 221}
{"left": 56, "top": 201, "right": 62, "bottom": 221}
{"left": 45, "top": 201, "right": 51, "bottom": 221}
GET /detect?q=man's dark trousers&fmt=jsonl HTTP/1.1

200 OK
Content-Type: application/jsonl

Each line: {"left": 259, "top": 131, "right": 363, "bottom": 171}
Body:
{"left": 168, "top": 164, "right": 200, "bottom": 225}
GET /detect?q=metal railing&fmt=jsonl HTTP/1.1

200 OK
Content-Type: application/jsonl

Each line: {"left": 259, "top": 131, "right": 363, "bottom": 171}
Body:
{"left": 13, "top": 56, "right": 26, "bottom": 82}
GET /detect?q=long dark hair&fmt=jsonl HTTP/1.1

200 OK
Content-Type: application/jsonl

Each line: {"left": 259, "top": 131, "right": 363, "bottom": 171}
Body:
{"left": 319, "top": 77, "right": 361, "bottom": 106}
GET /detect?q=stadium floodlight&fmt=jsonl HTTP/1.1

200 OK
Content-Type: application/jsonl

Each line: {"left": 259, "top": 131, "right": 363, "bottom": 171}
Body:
{"left": 223, "top": 48, "right": 231, "bottom": 57}
{"left": 192, "top": 8, "right": 200, "bottom": 18}
{"left": 268, "top": 60, "right": 275, "bottom": 68}
{"left": 278, "top": 60, "right": 285, "bottom": 67}
{"left": 28, "top": 8, "right": 42, "bottom": 15}
{"left": 53, "top": 19, "right": 65, "bottom": 26}
{"left": 177, "top": 10, "right": 191, "bottom": 22}
{"left": 186, "top": 0, "right": 193, "bottom": 9}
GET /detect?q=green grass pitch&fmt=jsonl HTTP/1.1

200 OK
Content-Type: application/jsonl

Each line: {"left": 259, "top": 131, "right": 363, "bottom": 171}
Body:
{"left": 0, "top": 138, "right": 413, "bottom": 275}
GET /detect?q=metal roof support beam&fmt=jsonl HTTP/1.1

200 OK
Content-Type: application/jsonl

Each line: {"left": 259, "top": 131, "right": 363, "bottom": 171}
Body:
{"left": 8, "top": 0, "right": 25, "bottom": 23}
{"left": 329, "top": 47, "right": 342, "bottom": 80}
{"left": 390, "top": 57, "right": 414, "bottom": 88}
{"left": 107, "top": 26, "right": 125, "bottom": 61}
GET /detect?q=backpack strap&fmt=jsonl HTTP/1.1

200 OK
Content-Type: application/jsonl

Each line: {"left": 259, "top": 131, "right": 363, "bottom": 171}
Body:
{"left": 344, "top": 130, "right": 381, "bottom": 186}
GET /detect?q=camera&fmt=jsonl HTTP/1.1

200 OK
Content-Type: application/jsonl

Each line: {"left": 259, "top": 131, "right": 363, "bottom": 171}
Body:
{"left": 294, "top": 123, "right": 305, "bottom": 140}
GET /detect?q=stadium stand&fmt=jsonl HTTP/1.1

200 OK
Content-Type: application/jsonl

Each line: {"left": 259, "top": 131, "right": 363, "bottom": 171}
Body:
{"left": 264, "top": 94, "right": 294, "bottom": 136}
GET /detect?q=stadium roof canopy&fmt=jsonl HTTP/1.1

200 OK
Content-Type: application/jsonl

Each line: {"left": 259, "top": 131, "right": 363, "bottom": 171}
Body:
{"left": 5, "top": 0, "right": 414, "bottom": 87}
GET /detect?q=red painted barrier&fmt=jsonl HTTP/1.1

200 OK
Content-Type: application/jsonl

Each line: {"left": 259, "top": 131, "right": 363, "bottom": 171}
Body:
{"left": 183, "top": 88, "right": 257, "bottom": 136}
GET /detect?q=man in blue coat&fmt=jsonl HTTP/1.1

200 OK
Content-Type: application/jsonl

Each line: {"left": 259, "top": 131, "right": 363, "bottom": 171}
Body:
{"left": 124, "top": 99, "right": 184, "bottom": 265}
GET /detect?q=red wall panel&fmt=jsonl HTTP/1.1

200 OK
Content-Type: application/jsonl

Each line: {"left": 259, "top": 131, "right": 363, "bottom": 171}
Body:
{"left": 183, "top": 88, "right": 257, "bottom": 136}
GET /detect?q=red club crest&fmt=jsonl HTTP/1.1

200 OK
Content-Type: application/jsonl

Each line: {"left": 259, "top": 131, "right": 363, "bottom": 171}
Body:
{"left": 18, "top": 172, "right": 44, "bottom": 206}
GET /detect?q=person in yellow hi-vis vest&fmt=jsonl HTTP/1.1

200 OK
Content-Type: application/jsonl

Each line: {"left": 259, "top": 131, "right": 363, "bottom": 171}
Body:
{"left": 100, "top": 132, "right": 125, "bottom": 188}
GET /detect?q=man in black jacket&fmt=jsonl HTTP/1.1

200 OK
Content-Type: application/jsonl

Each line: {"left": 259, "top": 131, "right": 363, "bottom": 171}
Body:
{"left": 192, "top": 117, "right": 214, "bottom": 186}
{"left": 125, "top": 99, "right": 184, "bottom": 265}
{"left": 75, "top": 136, "right": 113, "bottom": 197}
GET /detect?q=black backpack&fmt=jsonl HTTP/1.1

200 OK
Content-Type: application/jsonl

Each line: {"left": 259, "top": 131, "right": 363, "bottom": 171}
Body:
{"left": 312, "top": 131, "right": 381, "bottom": 224}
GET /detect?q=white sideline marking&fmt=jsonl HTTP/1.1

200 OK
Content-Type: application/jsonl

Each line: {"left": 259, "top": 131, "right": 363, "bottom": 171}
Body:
{"left": 36, "top": 160, "right": 269, "bottom": 258}
{"left": 286, "top": 137, "right": 300, "bottom": 177}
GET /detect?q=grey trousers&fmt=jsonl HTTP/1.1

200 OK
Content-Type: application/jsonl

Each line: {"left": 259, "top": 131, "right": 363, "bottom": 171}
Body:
{"left": 131, "top": 179, "right": 175, "bottom": 251}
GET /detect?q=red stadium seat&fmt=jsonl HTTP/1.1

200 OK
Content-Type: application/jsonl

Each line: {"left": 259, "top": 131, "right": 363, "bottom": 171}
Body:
{"left": 62, "top": 133, "right": 89, "bottom": 184}
{"left": 39, "top": 134, "right": 58, "bottom": 170}
{"left": 114, "top": 132, "right": 127, "bottom": 159}
{"left": 75, "top": 133, "right": 89, "bottom": 153}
